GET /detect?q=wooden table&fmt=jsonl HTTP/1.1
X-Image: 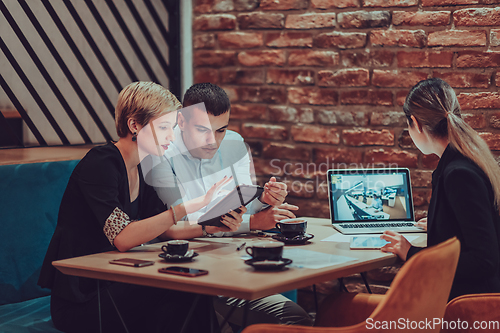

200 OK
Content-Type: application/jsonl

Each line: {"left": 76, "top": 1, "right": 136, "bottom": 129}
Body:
{"left": 53, "top": 218, "right": 426, "bottom": 301}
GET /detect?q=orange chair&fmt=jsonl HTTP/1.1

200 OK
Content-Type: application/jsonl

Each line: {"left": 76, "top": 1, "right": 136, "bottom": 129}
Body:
{"left": 241, "top": 237, "right": 460, "bottom": 333}
{"left": 441, "top": 293, "right": 500, "bottom": 333}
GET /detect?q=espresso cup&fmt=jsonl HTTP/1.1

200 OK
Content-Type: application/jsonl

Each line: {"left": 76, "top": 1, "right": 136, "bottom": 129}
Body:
{"left": 162, "top": 240, "right": 189, "bottom": 256}
{"left": 245, "top": 241, "right": 284, "bottom": 261}
{"left": 275, "top": 218, "right": 307, "bottom": 238}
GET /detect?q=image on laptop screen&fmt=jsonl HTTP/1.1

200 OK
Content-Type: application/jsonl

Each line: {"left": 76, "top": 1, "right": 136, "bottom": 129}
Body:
{"left": 328, "top": 169, "right": 414, "bottom": 223}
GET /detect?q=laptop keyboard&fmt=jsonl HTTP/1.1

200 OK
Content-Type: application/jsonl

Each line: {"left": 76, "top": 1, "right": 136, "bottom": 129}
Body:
{"left": 339, "top": 222, "right": 415, "bottom": 229}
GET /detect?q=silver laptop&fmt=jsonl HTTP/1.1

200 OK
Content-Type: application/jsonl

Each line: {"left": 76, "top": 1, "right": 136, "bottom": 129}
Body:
{"left": 327, "top": 168, "right": 423, "bottom": 234}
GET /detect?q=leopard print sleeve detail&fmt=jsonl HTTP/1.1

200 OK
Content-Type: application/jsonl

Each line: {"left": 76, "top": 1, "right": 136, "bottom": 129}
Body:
{"left": 103, "top": 207, "right": 131, "bottom": 246}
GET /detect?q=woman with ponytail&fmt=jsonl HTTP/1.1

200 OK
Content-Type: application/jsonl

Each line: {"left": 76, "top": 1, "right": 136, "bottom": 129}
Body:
{"left": 381, "top": 78, "right": 500, "bottom": 300}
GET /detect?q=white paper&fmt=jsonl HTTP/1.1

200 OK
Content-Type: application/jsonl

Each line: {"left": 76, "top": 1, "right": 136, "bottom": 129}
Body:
{"left": 321, "top": 233, "right": 421, "bottom": 243}
{"left": 283, "top": 248, "right": 358, "bottom": 269}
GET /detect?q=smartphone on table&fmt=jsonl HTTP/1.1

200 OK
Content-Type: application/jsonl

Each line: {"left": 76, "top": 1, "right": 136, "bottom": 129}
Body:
{"left": 158, "top": 266, "right": 208, "bottom": 277}
{"left": 350, "top": 236, "right": 389, "bottom": 250}
{"left": 109, "top": 258, "right": 155, "bottom": 267}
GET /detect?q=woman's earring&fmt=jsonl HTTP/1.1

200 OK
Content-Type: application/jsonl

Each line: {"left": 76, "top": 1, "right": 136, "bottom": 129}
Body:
{"left": 132, "top": 132, "right": 137, "bottom": 142}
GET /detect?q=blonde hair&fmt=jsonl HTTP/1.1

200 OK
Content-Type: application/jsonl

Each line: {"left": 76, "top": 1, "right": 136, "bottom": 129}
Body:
{"left": 115, "top": 82, "right": 181, "bottom": 137}
{"left": 404, "top": 78, "right": 500, "bottom": 211}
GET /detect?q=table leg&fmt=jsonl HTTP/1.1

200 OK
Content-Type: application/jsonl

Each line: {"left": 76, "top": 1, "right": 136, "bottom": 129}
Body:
{"left": 97, "top": 280, "right": 102, "bottom": 333}
{"left": 106, "top": 287, "right": 130, "bottom": 333}
{"left": 180, "top": 294, "right": 200, "bottom": 333}
{"left": 312, "top": 284, "right": 319, "bottom": 315}
{"left": 242, "top": 301, "right": 249, "bottom": 328}
{"left": 219, "top": 303, "right": 237, "bottom": 331}
{"left": 360, "top": 272, "right": 372, "bottom": 294}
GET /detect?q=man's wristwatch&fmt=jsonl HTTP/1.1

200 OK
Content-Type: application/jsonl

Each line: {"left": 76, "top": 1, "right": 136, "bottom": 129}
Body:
{"left": 201, "top": 225, "right": 213, "bottom": 237}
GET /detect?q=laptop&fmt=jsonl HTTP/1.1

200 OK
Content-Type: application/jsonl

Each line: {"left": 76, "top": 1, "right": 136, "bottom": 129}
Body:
{"left": 327, "top": 168, "right": 423, "bottom": 234}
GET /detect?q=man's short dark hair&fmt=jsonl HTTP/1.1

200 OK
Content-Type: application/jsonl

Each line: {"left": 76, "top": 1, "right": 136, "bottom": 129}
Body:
{"left": 182, "top": 83, "right": 230, "bottom": 119}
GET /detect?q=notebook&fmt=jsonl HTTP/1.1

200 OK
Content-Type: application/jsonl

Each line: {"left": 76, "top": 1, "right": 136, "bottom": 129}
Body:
{"left": 327, "top": 168, "right": 423, "bottom": 234}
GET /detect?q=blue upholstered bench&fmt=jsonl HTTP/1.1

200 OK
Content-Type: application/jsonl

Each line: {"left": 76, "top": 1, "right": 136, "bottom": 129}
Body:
{"left": 0, "top": 160, "right": 79, "bottom": 333}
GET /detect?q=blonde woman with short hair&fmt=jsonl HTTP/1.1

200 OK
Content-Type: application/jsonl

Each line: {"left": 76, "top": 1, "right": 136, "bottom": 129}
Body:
{"left": 38, "top": 82, "right": 244, "bottom": 332}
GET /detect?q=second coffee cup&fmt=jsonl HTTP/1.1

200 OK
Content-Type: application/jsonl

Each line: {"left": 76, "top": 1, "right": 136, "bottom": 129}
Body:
{"left": 162, "top": 240, "right": 189, "bottom": 256}
{"left": 246, "top": 241, "right": 284, "bottom": 261}
{"left": 275, "top": 218, "right": 307, "bottom": 238}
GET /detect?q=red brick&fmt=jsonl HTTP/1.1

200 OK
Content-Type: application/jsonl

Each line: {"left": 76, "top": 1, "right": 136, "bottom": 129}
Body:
{"left": 398, "top": 130, "right": 416, "bottom": 149}
{"left": 260, "top": 0, "right": 308, "bottom": 10}
{"left": 282, "top": 162, "right": 328, "bottom": 180}
{"left": 458, "top": 92, "right": 500, "bottom": 109}
{"left": 479, "top": 132, "right": 500, "bottom": 150}
{"left": 218, "top": 32, "right": 263, "bottom": 48}
{"left": 393, "top": 11, "right": 450, "bottom": 26}
{"left": 223, "top": 86, "right": 238, "bottom": 102}
{"left": 422, "top": 0, "right": 483, "bottom": 5}
{"left": 422, "top": 154, "right": 440, "bottom": 169}
{"left": 463, "top": 113, "right": 487, "bottom": 129}
{"left": 340, "top": 90, "right": 393, "bottom": 106}
{"left": 318, "top": 69, "right": 369, "bottom": 87}
{"left": 370, "top": 112, "right": 407, "bottom": 126}
{"left": 288, "top": 88, "right": 338, "bottom": 105}
{"left": 489, "top": 112, "right": 500, "bottom": 129}
{"left": 286, "top": 199, "right": 330, "bottom": 219}
{"left": 285, "top": 13, "right": 336, "bottom": 29}
{"left": 365, "top": 149, "right": 418, "bottom": 168}
{"left": 315, "top": 32, "right": 367, "bottom": 49}
{"left": 284, "top": 179, "right": 315, "bottom": 199}
{"left": 194, "top": 0, "right": 235, "bottom": 13}
{"left": 317, "top": 182, "right": 329, "bottom": 200}
{"left": 457, "top": 51, "right": 500, "bottom": 68}
{"left": 491, "top": 29, "right": 500, "bottom": 46}
{"left": 230, "top": 104, "right": 267, "bottom": 120}
{"left": 292, "top": 125, "right": 340, "bottom": 144}
{"left": 317, "top": 110, "right": 370, "bottom": 126}
{"left": 496, "top": 72, "right": 500, "bottom": 86}
{"left": 372, "top": 70, "right": 428, "bottom": 88}
{"left": 433, "top": 72, "right": 490, "bottom": 88}
{"left": 428, "top": 30, "right": 486, "bottom": 47}
{"left": 194, "top": 50, "right": 236, "bottom": 67}
{"left": 193, "top": 14, "right": 236, "bottom": 31}
{"left": 194, "top": 34, "right": 216, "bottom": 49}
{"left": 413, "top": 189, "right": 430, "bottom": 207}
{"left": 362, "top": 0, "right": 418, "bottom": 7}
{"left": 269, "top": 106, "right": 314, "bottom": 123}
{"left": 253, "top": 158, "right": 284, "bottom": 177}
{"left": 371, "top": 30, "right": 426, "bottom": 48}
{"left": 342, "top": 50, "right": 394, "bottom": 67}
{"left": 454, "top": 7, "right": 500, "bottom": 26}
{"left": 338, "top": 11, "right": 390, "bottom": 29}
{"left": 411, "top": 170, "right": 433, "bottom": 187}
{"left": 311, "top": 0, "right": 359, "bottom": 8}
{"left": 262, "top": 143, "right": 311, "bottom": 161}
{"left": 267, "top": 69, "right": 315, "bottom": 85}
{"left": 314, "top": 147, "right": 364, "bottom": 164}
{"left": 396, "top": 90, "right": 410, "bottom": 106}
{"left": 238, "top": 50, "right": 286, "bottom": 66}
{"left": 234, "top": 0, "right": 259, "bottom": 11}
{"left": 288, "top": 50, "right": 339, "bottom": 66}
{"left": 343, "top": 129, "right": 394, "bottom": 146}
{"left": 265, "top": 32, "right": 313, "bottom": 48}
{"left": 397, "top": 51, "right": 453, "bottom": 68}
{"left": 194, "top": 68, "right": 219, "bottom": 83}
{"left": 237, "top": 13, "right": 284, "bottom": 29}
{"left": 238, "top": 87, "right": 287, "bottom": 104}
{"left": 228, "top": 123, "right": 241, "bottom": 133}
{"left": 219, "top": 69, "right": 265, "bottom": 85}
{"left": 241, "top": 123, "right": 288, "bottom": 140}
{"left": 415, "top": 209, "right": 429, "bottom": 220}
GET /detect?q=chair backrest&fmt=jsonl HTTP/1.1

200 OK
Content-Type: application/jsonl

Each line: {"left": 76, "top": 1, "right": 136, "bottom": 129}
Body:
{"left": 441, "top": 293, "right": 500, "bottom": 333}
{"left": 364, "top": 237, "right": 460, "bottom": 332}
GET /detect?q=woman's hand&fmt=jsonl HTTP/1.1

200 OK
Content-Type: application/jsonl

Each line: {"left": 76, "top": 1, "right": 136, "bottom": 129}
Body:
{"left": 260, "top": 177, "right": 287, "bottom": 206}
{"left": 380, "top": 230, "right": 412, "bottom": 261}
{"left": 206, "top": 206, "right": 247, "bottom": 234}
{"left": 414, "top": 217, "right": 427, "bottom": 231}
{"left": 184, "top": 176, "right": 233, "bottom": 214}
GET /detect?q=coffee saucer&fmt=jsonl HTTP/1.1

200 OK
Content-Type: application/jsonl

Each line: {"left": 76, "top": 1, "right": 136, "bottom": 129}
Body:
{"left": 244, "top": 258, "right": 292, "bottom": 271}
{"left": 272, "top": 233, "right": 314, "bottom": 245}
{"left": 159, "top": 250, "right": 199, "bottom": 262}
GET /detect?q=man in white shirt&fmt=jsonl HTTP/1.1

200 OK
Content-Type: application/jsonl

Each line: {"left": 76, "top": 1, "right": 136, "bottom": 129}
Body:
{"left": 152, "top": 83, "right": 312, "bottom": 329}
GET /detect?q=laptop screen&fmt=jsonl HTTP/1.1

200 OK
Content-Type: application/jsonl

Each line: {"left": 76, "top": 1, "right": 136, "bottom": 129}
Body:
{"left": 327, "top": 168, "right": 414, "bottom": 223}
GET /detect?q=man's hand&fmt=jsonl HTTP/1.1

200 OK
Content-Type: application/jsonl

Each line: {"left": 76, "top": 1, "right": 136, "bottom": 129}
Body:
{"left": 260, "top": 177, "right": 287, "bottom": 206}
{"left": 250, "top": 203, "right": 299, "bottom": 231}
{"left": 414, "top": 217, "right": 427, "bottom": 231}
{"left": 380, "top": 230, "right": 412, "bottom": 261}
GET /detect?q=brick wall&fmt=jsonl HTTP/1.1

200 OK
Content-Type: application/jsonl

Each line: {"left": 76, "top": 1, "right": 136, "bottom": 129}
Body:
{"left": 192, "top": 0, "right": 500, "bottom": 219}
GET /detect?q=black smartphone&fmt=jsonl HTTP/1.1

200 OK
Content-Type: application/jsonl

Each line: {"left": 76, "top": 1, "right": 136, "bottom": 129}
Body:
{"left": 158, "top": 266, "right": 209, "bottom": 277}
{"left": 109, "top": 258, "right": 155, "bottom": 267}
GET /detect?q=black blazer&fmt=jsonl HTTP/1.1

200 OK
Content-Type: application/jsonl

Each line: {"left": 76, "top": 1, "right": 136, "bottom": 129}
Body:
{"left": 407, "top": 145, "right": 500, "bottom": 300}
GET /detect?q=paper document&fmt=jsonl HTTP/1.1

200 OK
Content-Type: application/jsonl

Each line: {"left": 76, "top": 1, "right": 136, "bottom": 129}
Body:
{"left": 283, "top": 248, "right": 358, "bottom": 269}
